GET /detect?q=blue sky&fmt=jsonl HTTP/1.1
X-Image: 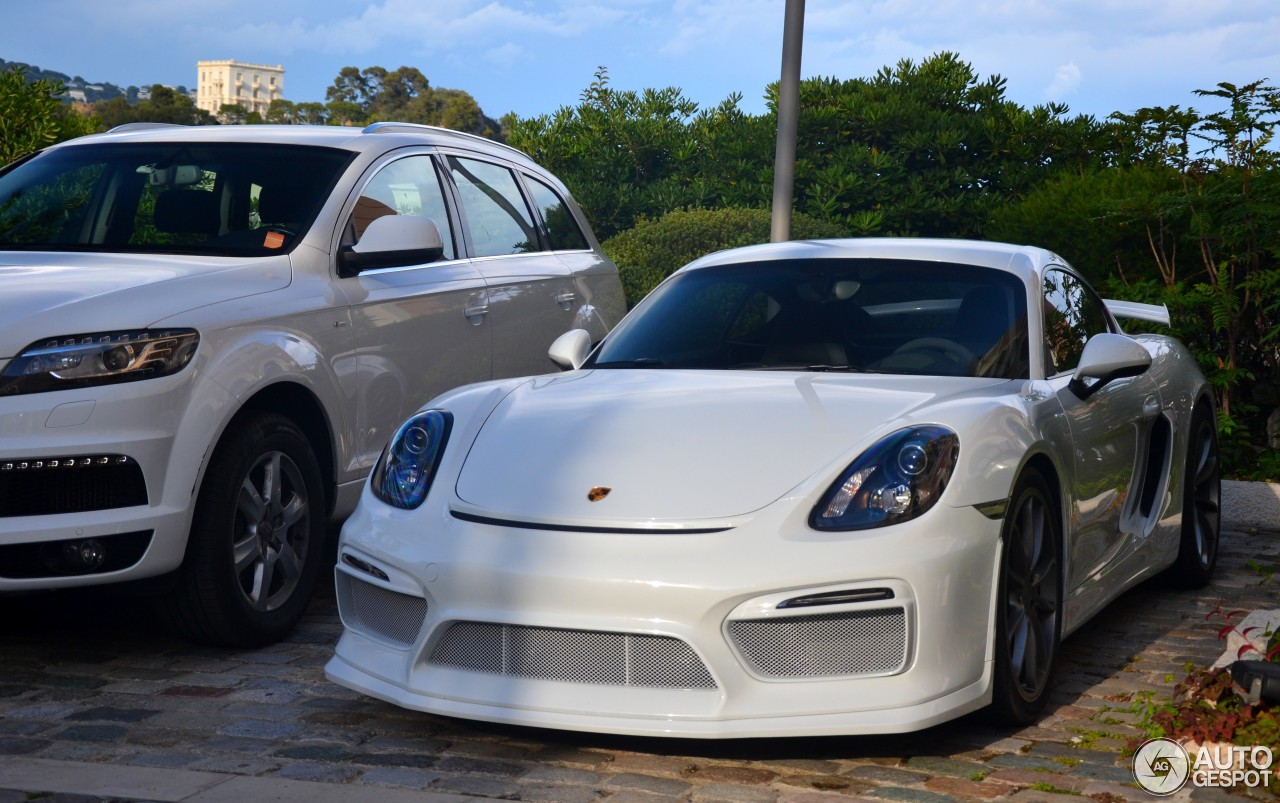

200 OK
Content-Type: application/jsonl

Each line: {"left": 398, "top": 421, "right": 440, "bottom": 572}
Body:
{"left": 4, "top": 0, "right": 1278, "bottom": 122}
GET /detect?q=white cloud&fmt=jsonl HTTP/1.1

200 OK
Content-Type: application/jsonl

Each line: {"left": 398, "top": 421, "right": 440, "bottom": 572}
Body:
{"left": 1045, "top": 63, "right": 1081, "bottom": 100}
{"left": 223, "top": 0, "right": 639, "bottom": 58}
{"left": 485, "top": 42, "right": 525, "bottom": 68}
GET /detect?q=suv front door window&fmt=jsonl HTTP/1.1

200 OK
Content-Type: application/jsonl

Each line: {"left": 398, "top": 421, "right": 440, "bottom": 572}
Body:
{"left": 341, "top": 153, "right": 490, "bottom": 469}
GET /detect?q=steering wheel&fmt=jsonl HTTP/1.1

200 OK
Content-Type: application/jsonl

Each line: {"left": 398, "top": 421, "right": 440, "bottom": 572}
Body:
{"left": 890, "top": 337, "right": 974, "bottom": 368}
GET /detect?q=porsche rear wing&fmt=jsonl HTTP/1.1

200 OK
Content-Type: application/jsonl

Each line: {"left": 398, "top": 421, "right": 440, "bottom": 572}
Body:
{"left": 1104, "top": 299, "right": 1171, "bottom": 328}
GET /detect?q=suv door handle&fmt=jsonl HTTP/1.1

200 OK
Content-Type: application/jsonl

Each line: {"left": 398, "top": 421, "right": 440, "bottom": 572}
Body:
{"left": 554, "top": 291, "right": 575, "bottom": 311}
{"left": 464, "top": 301, "right": 489, "bottom": 325}
{"left": 1142, "top": 395, "right": 1160, "bottom": 418}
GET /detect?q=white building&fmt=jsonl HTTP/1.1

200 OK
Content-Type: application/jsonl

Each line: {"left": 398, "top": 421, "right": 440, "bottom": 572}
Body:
{"left": 197, "top": 60, "right": 284, "bottom": 117}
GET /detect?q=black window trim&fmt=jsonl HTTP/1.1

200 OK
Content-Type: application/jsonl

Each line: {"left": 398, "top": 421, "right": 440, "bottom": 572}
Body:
{"left": 440, "top": 149, "right": 546, "bottom": 258}
{"left": 1041, "top": 264, "right": 1119, "bottom": 379}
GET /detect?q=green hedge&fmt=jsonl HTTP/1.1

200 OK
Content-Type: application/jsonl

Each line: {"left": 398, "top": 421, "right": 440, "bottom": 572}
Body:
{"left": 602, "top": 207, "right": 850, "bottom": 307}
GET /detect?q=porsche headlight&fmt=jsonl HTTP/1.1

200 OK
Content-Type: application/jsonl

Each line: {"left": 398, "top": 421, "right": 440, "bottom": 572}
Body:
{"left": 371, "top": 409, "right": 452, "bottom": 510}
{"left": 0, "top": 329, "right": 199, "bottom": 396}
{"left": 811, "top": 426, "right": 959, "bottom": 531}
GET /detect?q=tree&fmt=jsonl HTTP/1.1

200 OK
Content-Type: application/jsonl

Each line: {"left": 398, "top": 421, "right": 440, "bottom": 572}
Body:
{"left": 0, "top": 67, "right": 95, "bottom": 163}
{"left": 265, "top": 98, "right": 296, "bottom": 124}
{"left": 96, "top": 84, "right": 214, "bottom": 127}
{"left": 321, "top": 65, "right": 498, "bottom": 133}
{"left": 219, "top": 103, "right": 247, "bottom": 124}
{"left": 992, "top": 81, "right": 1280, "bottom": 473}
{"left": 782, "top": 52, "right": 1109, "bottom": 237}
{"left": 506, "top": 56, "right": 1109, "bottom": 240}
{"left": 507, "top": 67, "right": 764, "bottom": 238}
{"left": 603, "top": 207, "right": 848, "bottom": 306}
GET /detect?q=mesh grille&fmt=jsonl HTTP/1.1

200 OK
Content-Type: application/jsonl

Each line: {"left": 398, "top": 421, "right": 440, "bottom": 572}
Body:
{"left": 728, "top": 608, "right": 907, "bottom": 678}
{"left": 336, "top": 572, "right": 428, "bottom": 647}
{"left": 0, "top": 456, "right": 147, "bottom": 517}
{"left": 429, "top": 622, "right": 717, "bottom": 689}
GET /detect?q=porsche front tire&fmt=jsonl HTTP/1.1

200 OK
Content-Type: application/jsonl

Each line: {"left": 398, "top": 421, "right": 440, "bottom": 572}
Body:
{"left": 990, "top": 467, "right": 1063, "bottom": 724}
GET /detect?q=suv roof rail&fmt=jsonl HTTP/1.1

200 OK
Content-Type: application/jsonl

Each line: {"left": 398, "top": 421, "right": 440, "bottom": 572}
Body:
{"left": 361, "top": 121, "right": 531, "bottom": 161}
{"left": 108, "top": 122, "right": 189, "bottom": 133}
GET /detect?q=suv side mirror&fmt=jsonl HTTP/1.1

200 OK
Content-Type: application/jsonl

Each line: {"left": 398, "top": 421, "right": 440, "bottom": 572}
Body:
{"left": 548, "top": 329, "right": 592, "bottom": 371}
{"left": 1069, "top": 333, "right": 1152, "bottom": 398}
{"left": 338, "top": 216, "right": 444, "bottom": 276}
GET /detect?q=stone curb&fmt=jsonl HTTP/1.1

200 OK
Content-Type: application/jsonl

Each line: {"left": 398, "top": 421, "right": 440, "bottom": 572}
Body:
{"left": 0, "top": 756, "right": 475, "bottom": 802}
{"left": 1223, "top": 480, "right": 1280, "bottom": 534}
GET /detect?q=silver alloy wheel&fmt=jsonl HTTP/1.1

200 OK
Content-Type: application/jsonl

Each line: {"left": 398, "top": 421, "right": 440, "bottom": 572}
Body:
{"left": 1188, "top": 416, "right": 1221, "bottom": 570}
{"left": 1005, "top": 489, "right": 1060, "bottom": 699}
{"left": 232, "top": 450, "right": 310, "bottom": 612}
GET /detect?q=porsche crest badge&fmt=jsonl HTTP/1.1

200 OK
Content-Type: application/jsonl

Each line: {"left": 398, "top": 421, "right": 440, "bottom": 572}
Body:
{"left": 587, "top": 486, "right": 612, "bottom": 502}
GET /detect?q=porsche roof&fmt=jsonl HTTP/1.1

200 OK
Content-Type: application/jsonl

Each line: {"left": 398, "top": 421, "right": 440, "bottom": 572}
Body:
{"left": 681, "top": 238, "right": 1064, "bottom": 282}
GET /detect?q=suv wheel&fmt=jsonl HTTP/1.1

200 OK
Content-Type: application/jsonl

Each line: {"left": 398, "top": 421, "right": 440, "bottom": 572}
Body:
{"left": 159, "top": 412, "right": 325, "bottom": 647}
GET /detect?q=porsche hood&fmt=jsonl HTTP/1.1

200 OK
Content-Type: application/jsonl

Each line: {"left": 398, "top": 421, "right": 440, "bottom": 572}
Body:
{"left": 453, "top": 370, "right": 1003, "bottom": 526}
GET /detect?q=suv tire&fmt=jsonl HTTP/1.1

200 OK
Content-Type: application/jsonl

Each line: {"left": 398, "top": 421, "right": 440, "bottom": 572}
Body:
{"left": 158, "top": 412, "right": 325, "bottom": 647}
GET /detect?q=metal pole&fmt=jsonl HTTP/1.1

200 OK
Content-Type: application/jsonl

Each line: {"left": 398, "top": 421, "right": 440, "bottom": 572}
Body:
{"left": 770, "top": 0, "right": 805, "bottom": 243}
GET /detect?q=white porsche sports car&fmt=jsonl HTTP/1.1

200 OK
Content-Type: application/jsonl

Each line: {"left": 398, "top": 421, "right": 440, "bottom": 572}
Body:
{"left": 325, "top": 238, "right": 1220, "bottom": 738}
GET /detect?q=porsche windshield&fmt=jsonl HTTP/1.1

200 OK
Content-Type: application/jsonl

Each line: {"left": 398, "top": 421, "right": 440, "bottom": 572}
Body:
{"left": 0, "top": 142, "right": 354, "bottom": 256}
{"left": 591, "top": 258, "right": 1030, "bottom": 379}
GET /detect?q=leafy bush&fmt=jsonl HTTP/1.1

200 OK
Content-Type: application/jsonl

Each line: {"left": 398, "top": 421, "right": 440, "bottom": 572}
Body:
{"left": 602, "top": 207, "right": 849, "bottom": 307}
{"left": 0, "top": 67, "right": 96, "bottom": 163}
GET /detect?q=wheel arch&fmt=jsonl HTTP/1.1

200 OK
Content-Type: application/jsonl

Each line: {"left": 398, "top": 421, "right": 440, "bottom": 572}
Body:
{"left": 1008, "top": 450, "right": 1071, "bottom": 602}
{"left": 232, "top": 381, "right": 339, "bottom": 518}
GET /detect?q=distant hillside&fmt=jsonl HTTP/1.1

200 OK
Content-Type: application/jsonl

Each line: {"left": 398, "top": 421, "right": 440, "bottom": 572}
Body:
{"left": 0, "top": 58, "right": 189, "bottom": 103}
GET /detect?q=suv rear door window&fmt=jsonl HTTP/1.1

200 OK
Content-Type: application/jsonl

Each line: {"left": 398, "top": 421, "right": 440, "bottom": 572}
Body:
{"left": 447, "top": 156, "right": 539, "bottom": 257}
{"left": 525, "top": 176, "right": 588, "bottom": 251}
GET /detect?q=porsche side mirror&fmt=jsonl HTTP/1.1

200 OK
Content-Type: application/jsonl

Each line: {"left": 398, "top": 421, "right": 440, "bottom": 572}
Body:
{"left": 549, "top": 329, "right": 592, "bottom": 371}
{"left": 1069, "top": 333, "right": 1152, "bottom": 398}
{"left": 338, "top": 216, "right": 445, "bottom": 276}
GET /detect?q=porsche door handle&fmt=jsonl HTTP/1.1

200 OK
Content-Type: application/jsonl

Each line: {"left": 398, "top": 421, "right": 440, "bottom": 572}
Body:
{"left": 1142, "top": 396, "right": 1161, "bottom": 418}
{"left": 554, "top": 291, "right": 576, "bottom": 311}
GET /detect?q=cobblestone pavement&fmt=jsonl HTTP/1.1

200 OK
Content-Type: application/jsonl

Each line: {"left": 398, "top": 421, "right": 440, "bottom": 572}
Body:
{"left": 1, "top": 528, "right": 1276, "bottom": 803}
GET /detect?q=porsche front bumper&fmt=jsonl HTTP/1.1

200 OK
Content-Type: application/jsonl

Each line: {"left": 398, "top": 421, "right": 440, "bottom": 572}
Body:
{"left": 325, "top": 494, "right": 1004, "bottom": 738}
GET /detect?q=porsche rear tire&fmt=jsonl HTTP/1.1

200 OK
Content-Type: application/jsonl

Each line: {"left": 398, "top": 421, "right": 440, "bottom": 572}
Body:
{"left": 1169, "top": 404, "right": 1220, "bottom": 588}
{"left": 990, "top": 467, "right": 1063, "bottom": 725}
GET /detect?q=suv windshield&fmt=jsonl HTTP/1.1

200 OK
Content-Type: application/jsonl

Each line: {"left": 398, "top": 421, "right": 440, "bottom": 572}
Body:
{"left": 590, "top": 258, "right": 1030, "bottom": 379}
{"left": 0, "top": 142, "right": 354, "bottom": 256}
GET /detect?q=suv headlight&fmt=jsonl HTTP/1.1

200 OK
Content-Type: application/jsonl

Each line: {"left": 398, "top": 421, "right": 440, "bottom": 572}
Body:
{"left": 371, "top": 410, "right": 452, "bottom": 510}
{"left": 0, "top": 329, "right": 199, "bottom": 396}
{"left": 811, "top": 426, "right": 959, "bottom": 531}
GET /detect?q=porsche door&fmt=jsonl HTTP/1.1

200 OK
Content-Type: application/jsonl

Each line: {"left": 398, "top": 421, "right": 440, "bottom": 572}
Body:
{"left": 1042, "top": 268, "right": 1157, "bottom": 589}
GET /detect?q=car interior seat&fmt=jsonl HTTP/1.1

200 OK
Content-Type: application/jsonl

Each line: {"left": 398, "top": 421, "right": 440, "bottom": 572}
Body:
{"left": 153, "top": 190, "right": 220, "bottom": 238}
{"left": 954, "top": 286, "right": 1012, "bottom": 360}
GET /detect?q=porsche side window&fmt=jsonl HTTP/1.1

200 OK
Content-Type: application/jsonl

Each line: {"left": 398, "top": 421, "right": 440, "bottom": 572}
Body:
{"left": 1042, "top": 269, "right": 1109, "bottom": 374}
{"left": 447, "top": 156, "right": 538, "bottom": 257}
{"left": 347, "top": 155, "right": 455, "bottom": 260}
{"left": 525, "top": 176, "right": 588, "bottom": 251}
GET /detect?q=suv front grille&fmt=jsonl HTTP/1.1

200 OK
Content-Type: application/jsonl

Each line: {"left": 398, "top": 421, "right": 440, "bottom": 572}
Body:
{"left": 0, "top": 455, "right": 147, "bottom": 517}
